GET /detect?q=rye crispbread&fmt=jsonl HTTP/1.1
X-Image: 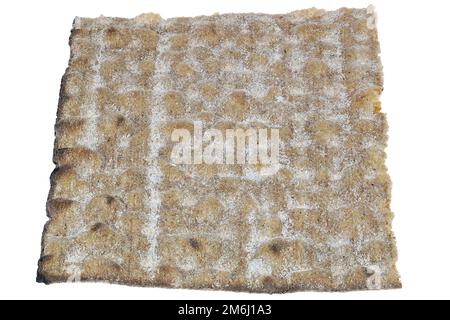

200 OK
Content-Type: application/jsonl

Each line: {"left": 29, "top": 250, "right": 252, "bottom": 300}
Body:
{"left": 38, "top": 7, "right": 401, "bottom": 292}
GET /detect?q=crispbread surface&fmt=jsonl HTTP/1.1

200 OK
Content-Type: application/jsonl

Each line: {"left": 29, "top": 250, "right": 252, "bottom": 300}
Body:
{"left": 38, "top": 8, "right": 401, "bottom": 292}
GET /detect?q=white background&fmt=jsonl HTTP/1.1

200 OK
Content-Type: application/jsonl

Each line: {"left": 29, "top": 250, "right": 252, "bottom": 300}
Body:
{"left": 0, "top": 0, "right": 449, "bottom": 300}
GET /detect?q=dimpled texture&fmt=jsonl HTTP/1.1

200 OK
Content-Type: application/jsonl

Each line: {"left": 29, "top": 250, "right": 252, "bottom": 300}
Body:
{"left": 38, "top": 8, "right": 401, "bottom": 292}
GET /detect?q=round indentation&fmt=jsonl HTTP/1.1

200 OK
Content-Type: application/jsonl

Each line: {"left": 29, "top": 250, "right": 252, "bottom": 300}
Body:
{"left": 163, "top": 92, "right": 184, "bottom": 117}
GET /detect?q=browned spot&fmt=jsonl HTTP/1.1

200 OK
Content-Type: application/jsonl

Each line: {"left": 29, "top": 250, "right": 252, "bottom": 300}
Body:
{"left": 222, "top": 48, "right": 243, "bottom": 61}
{"left": 51, "top": 166, "right": 88, "bottom": 198}
{"left": 155, "top": 265, "right": 179, "bottom": 286}
{"left": 361, "top": 240, "right": 393, "bottom": 264}
{"left": 160, "top": 190, "right": 180, "bottom": 208}
{"left": 235, "top": 33, "right": 255, "bottom": 49}
{"left": 351, "top": 88, "right": 382, "bottom": 111}
{"left": 189, "top": 238, "right": 200, "bottom": 250}
{"left": 70, "top": 56, "right": 90, "bottom": 70}
{"left": 307, "top": 120, "right": 340, "bottom": 144}
{"left": 116, "top": 91, "right": 148, "bottom": 114}
{"left": 297, "top": 24, "right": 328, "bottom": 42}
{"left": 161, "top": 120, "right": 194, "bottom": 140}
{"left": 261, "top": 276, "right": 283, "bottom": 293}
{"left": 63, "top": 72, "right": 86, "bottom": 96}
{"left": 257, "top": 240, "right": 305, "bottom": 268}
{"left": 105, "top": 27, "right": 130, "bottom": 49}
{"left": 235, "top": 194, "right": 254, "bottom": 217}
{"left": 290, "top": 270, "right": 335, "bottom": 290}
{"left": 163, "top": 92, "right": 184, "bottom": 117}
{"left": 344, "top": 267, "right": 368, "bottom": 291}
{"left": 158, "top": 236, "right": 222, "bottom": 267}
{"left": 202, "top": 58, "right": 223, "bottom": 74}
{"left": 100, "top": 58, "right": 127, "bottom": 82}
{"left": 116, "top": 116, "right": 125, "bottom": 126}
{"left": 196, "top": 24, "right": 220, "bottom": 46}
{"left": 223, "top": 91, "right": 250, "bottom": 120}
{"left": 192, "top": 196, "right": 224, "bottom": 227}
{"left": 56, "top": 119, "right": 85, "bottom": 142}
{"left": 258, "top": 217, "right": 282, "bottom": 237}
{"left": 83, "top": 195, "right": 120, "bottom": 225}
{"left": 95, "top": 87, "right": 113, "bottom": 111}
{"left": 249, "top": 20, "right": 266, "bottom": 38}
{"left": 193, "top": 164, "right": 218, "bottom": 180}
{"left": 269, "top": 243, "right": 282, "bottom": 254}
{"left": 193, "top": 46, "right": 212, "bottom": 61}
{"left": 174, "top": 63, "right": 195, "bottom": 77}
{"left": 248, "top": 53, "right": 268, "bottom": 68}
{"left": 70, "top": 28, "right": 90, "bottom": 41}
{"left": 82, "top": 259, "right": 125, "bottom": 279}
{"left": 46, "top": 199, "right": 74, "bottom": 218}
{"left": 166, "top": 17, "right": 191, "bottom": 33}
{"left": 373, "top": 101, "right": 382, "bottom": 113}
{"left": 39, "top": 255, "right": 53, "bottom": 263}
{"left": 170, "top": 34, "right": 188, "bottom": 50}
{"left": 271, "top": 62, "right": 287, "bottom": 77}
{"left": 118, "top": 170, "right": 146, "bottom": 192}
{"left": 160, "top": 161, "right": 189, "bottom": 187}
{"left": 314, "top": 168, "right": 329, "bottom": 186}
{"left": 76, "top": 224, "right": 125, "bottom": 253}
{"left": 201, "top": 84, "right": 218, "bottom": 101}
{"left": 106, "top": 196, "right": 116, "bottom": 205}
{"left": 58, "top": 96, "right": 81, "bottom": 118}
{"left": 54, "top": 147, "right": 102, "bottom": 169}
{"left": 133, "top": 29, "right": 158, "bottom": 51}
{"left": 271, "top": 182, "right": 289, "bottom": 212}
{"left": 140, "top": 60, "right": 155, "bottom": 74}
{"left": 303, "top": 60, "right": 330, "bottom": 80}
{"left": 124, "top": 191, "right": 146, "bottom": 212}
{"left": 91, "top": 222, "right": 104, "bottom": 232}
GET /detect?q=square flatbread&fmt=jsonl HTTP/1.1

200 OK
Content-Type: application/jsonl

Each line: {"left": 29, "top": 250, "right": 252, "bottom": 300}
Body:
{"left": 38, "top": 7, "right": 401, "bottom": 292}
